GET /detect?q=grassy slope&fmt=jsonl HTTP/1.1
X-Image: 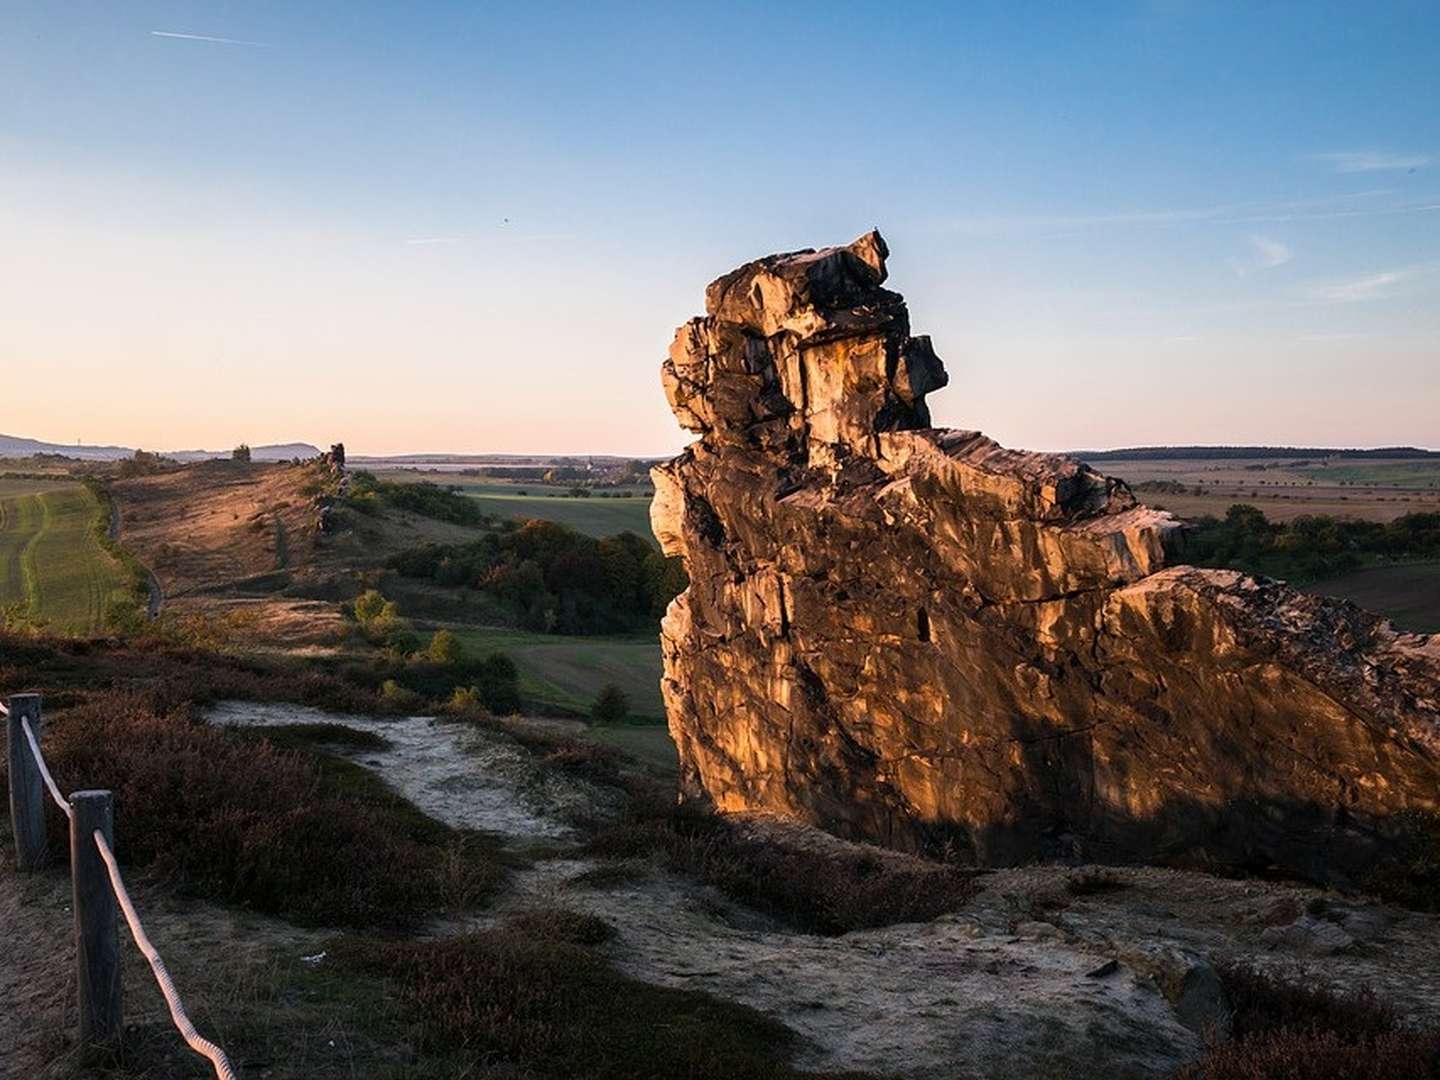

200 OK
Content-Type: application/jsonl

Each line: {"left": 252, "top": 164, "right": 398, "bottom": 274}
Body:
{"left": 0, "top": 478, "right": 126, "bottom": 633}
{"left": 466, "top": 488, "right": 654, "bottom": 541}
{"left": 585, "top": 723, "right": 678, "bottom": 772}
{"left": 510, "top": 644, "right": 679, "bottom": 772}
{"left": 453, "top": 626, "right": 665, "bottom": 720}
{"left": 372, "top": 472, "right": 656, "bottom": 541}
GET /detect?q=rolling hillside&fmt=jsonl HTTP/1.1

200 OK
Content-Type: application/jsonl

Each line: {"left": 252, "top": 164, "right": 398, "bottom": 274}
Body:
{"left": 0, "top": 477, "right": 130, "bottom": 634}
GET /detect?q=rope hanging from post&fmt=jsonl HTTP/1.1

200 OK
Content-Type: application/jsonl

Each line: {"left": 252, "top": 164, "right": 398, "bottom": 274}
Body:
{"left": 92, "top": 830, "right": 238, "bottom": 1080}
{"left": 20, "top": 716, "right": 72, "bottom": 820}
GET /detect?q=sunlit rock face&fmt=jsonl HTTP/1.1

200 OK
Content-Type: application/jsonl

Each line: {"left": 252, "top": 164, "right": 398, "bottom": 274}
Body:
{"left": 653, "top": 231, "right": 1440, "bottom": 882}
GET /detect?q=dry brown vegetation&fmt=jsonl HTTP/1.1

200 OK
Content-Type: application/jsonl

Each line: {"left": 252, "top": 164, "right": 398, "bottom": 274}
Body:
{"left": 588, "top": 807, "right": 979, "bottom": 935}
{"left": 7, "top": 690, "right": 504, "bottom": 928}
{"left": 10, "top": 627, "right": 1437, "bottom": 1079}
{"left": 328, "top": 929, "right": 873, "bottom": 1080}
{"left": 0, "top": 631, "right": 899, "bottom": 1077}
{"left": 1179, "top": 961, "right": 1440, "bottom": 1079}
{"left": 111, "top": 459, "right": 488, "bottom": 642}
{"left": 0, "top": 632, "right": 515, "bottom": 931}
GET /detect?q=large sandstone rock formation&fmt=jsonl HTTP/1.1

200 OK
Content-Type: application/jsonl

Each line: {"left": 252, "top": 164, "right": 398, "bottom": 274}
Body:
{"left": 652, "top": 231, "right": 1440, "bottom": 883}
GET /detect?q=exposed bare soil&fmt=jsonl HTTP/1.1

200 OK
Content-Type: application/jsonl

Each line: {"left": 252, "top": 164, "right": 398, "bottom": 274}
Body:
{"left": 112, "top": 461, "right": 484, "bottom": 643}
{"left": 200, "top": 701, "right": 1440, "bottom": 1080}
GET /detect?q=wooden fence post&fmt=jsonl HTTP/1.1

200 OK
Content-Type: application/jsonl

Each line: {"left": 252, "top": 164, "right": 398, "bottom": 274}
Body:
{"left": 6, "top": 693, "right": 46, "bottom": 870}
{"left": 71, "top": 789, "right": 122, "bottom": 1045}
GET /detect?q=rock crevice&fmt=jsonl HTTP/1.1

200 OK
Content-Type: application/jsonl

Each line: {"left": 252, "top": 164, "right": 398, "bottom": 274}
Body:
{"left": 653, "top": 231, "right": 1440, "bottom": 881}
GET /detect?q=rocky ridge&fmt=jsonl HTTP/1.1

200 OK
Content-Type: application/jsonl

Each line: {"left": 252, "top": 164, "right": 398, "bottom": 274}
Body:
{"left": 652, "top": 231, "right": 1440, "bottom": 883}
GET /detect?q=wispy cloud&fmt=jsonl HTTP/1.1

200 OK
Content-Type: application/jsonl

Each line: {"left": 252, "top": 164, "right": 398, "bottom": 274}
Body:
{"left": 1231, "top": 234, "right": 1293, "bottom": 277}
{"left": 150, "top": 30, "right": 268, "bottom": 47}
{"left": 1250, "top": 235, "right": 1292, "bottom": 270}
{"left": 404, "top": 236, "right": 463, "bottom": 246}
{"left": 1314, "top": 150, "right": 1431, "bottom": 174}
{"left": 1306, "top": 269, "right": 1414, "bottom": 303}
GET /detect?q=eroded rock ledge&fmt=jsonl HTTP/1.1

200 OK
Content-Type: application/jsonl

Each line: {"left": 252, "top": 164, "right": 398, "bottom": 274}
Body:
{"left": 652, "top": 230, "right": 1440, "bottom": 883}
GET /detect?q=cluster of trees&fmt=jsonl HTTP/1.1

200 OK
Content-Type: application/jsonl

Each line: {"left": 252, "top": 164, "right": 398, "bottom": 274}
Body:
{"left": 117, "top": 449, "right": 174, "bottom": 477}
{"left": 345, "top": 470, "right": 490, "bottom": 527}
{"left": 387, "top": 519, "right": 687, "bottom": 635}
{"left": 349, "top": 591, "right": 521, "bottom": 712}
{"left": 1186, "top": 505, "right": 1440, "bottom": 582}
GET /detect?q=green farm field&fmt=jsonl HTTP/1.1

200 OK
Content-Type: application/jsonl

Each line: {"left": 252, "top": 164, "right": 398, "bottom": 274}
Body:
{"left": 1306, "top": 562, "right": 1440, "bottom": 634}
{"left": 451, "top": 625, "right": 665, "bottom": 720}
{"left": 1098, "top": 455, "right": 1440, "bottom": 524}
{"left": 372, "top": 469, "right": 656, "bottom": 541}
{"left": 0, "top": 477, "right": 129, "bottom": 635}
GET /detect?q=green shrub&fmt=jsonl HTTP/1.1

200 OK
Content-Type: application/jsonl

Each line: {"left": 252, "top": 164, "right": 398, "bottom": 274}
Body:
{"left": 446, "top": 685, "right": 487, "bottom": 715}
{"left": 387, "top": 521, "right": 683, "bottom": 636}
{"left": 351, "top": 589, "right": 414, "bottom": 650}
{"left": 591, "top": 683, "right": 629, "bottom": 724}
{"left": 389, "top": 651, "right": 520, "bottom": 715}
{"left": 345, "top": 471, "right": 489, "bottom": 526}
{"left": 353, "top": 588, "right": 394, "bottom": 625}
{"left": 427, "top": 628, "right": 463, "bottom": 665}
{"left": 379, "top": 678, "right": 425, "bottom": 713}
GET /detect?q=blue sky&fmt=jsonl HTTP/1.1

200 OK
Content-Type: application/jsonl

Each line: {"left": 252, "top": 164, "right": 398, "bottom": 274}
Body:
{"left": 1, "top": 1, "right": 1436, "bottom": 454}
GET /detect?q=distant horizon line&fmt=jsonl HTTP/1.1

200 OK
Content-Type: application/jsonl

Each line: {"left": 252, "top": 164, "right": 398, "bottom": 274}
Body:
{"left": 4, "top": 431, "right": 1437, "bottom": 462}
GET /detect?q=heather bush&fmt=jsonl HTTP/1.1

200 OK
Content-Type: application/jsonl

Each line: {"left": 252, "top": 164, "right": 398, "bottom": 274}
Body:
{"left": 330, "top": 931, "right": 867, "bottom": 1080}
{"left": 1177, "top": 961, "right": 1440, "bottom": 1080}
{"left": 588, "top": 807, "right": 977, "bottom": 935}
{"left": 1180, "top": 1029, "right": 1440, "bottom": 1080}
{"left": 25, "top": 691, "right": 502, "bottom": 928}
{"left": 1367, "top": 809, "right": 1440, "bottom": 912}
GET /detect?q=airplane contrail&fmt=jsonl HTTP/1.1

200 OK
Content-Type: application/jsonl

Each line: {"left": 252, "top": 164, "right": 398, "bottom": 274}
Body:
{"left": 150, "top": 30, "right": 268, "bottom": 47}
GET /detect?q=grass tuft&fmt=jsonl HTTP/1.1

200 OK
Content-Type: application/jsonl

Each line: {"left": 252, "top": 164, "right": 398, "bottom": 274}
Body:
{"left": 502, "top": 907, "right": 616, "bottom": 946}
{"left": 329, "top": 930, "right": 871, "bottom": 1080}
{"left": 1177, "top": 960, "right": 1440, "bottom": 1080}
{"left": 588, "top": 807, "right": 977, "bottom": 935}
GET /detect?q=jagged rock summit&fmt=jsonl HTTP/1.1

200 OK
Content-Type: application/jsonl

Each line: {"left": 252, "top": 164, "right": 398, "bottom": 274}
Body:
{"left": 652, "top": 230, "right": 1440, "bottom": 883}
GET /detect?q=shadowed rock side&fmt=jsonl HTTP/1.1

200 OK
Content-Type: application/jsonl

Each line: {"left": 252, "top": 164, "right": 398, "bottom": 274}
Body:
{"left": 652, "top": 230, "right": 1440, "bottom": 884}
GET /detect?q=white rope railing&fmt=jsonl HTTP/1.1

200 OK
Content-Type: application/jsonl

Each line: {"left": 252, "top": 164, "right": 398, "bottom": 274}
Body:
{"left": 19, "top": 716, "right": 72, "bottom": 820}
{"left": 92, "top": 829, "right": 238, "bottom": 1080}
{"left": 8, "top": 699, "right": 235, "bottom": 1079}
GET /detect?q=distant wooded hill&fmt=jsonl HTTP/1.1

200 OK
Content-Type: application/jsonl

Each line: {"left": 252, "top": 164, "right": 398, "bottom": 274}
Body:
{"left": 0, "top": 433, "right": 321, "bottom": 462}
{"left": 1075, "top": 445, "right": 1440, "bottom": 462}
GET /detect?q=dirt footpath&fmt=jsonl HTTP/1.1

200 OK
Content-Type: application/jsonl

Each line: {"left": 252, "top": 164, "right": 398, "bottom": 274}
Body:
{"left": 206, "top": 701, "right": 1440, "bottom": 1080}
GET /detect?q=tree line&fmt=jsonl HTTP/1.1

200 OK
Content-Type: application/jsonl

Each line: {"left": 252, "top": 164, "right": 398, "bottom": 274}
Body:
{"left": 1186, "top": 505, "right": 1440, "bottom": 582}
{"left": 387, "top": 519, "right": 687, "bottom": 635}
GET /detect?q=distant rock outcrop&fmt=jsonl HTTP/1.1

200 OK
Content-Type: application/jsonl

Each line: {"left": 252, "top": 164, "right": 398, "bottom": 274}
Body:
{"left": 652, "top": 231, "right": 1440, "bottom": 883}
